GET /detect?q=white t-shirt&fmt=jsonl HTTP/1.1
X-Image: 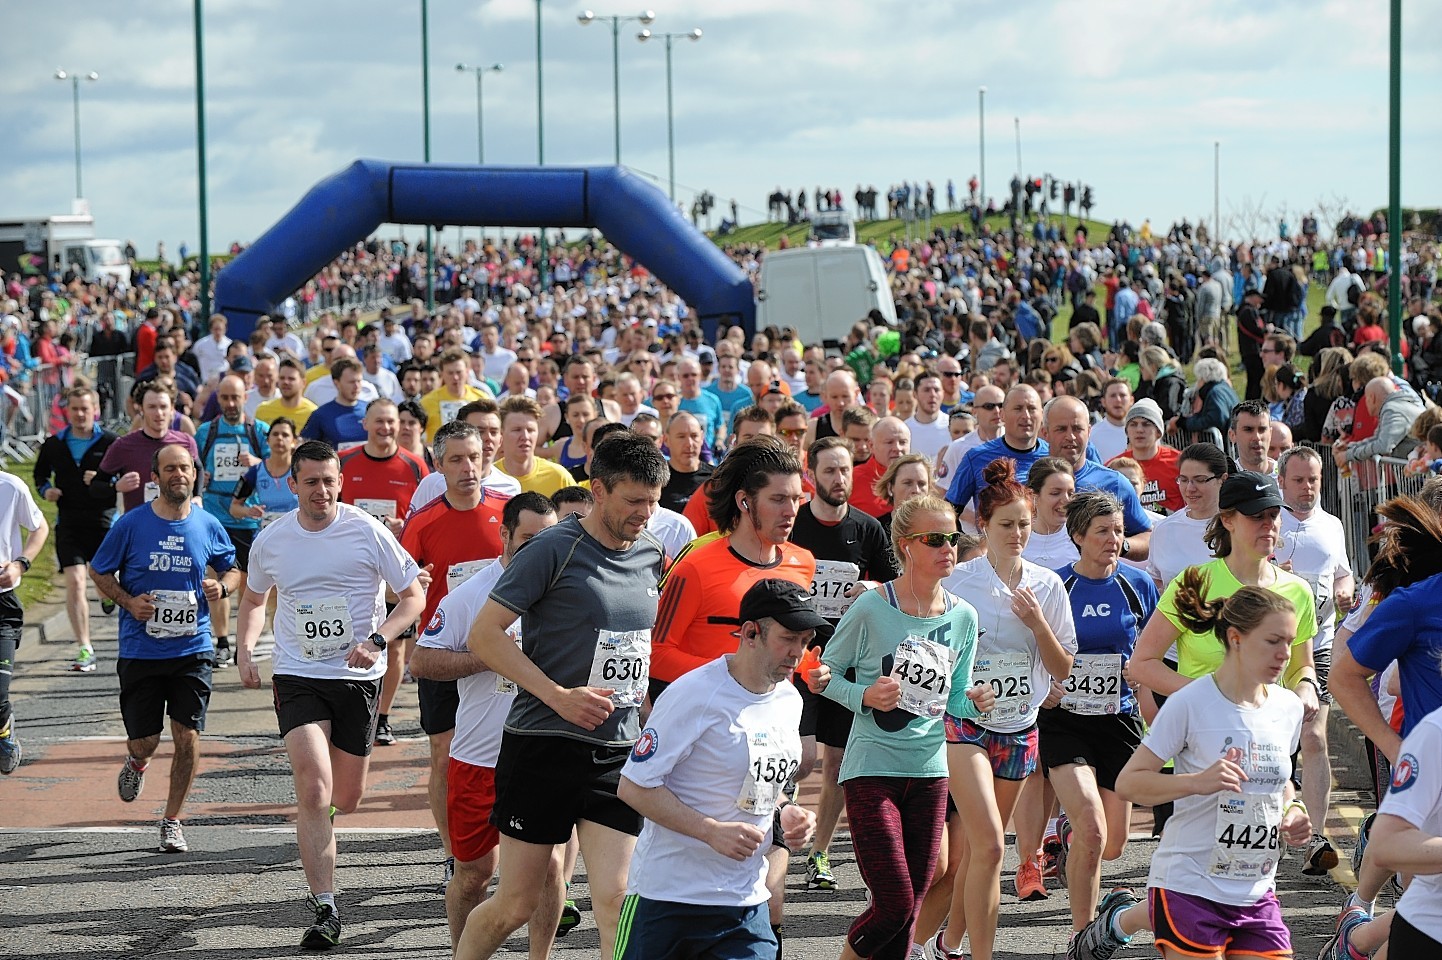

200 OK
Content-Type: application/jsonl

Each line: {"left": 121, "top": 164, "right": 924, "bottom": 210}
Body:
{"left": 937, "top": 431, "right": 985, "bottom": 485}
{"left": 622, "top": 656, "right": 802, "bottom": 907}
{"left": 1277, "top": 508, "right": 1350, "bottom": 653}
{"left": 363, "top": 367, "right": 404, "bottom": 404}
{"left": 378, "top": 331, "right": 413, "bottom": 365}
{"left": 416, "top": 558, "right": 512, "bottom": 767}
{"left": 247, "top": 503, "right": 420, "bottom": 681}
{"left": 1023, "top": 527, "right": 1079, "bottom": 571}
{"left": 1146, "top": 509, "right": 1215, "bottom": 593}
{"left": 1379, "top": 707, "right": 1442, "bottom": 941}
{"left": 409, "top": 469, "right": 521, "bottom": 516}
{"left": 305, "top": 377, "right": 380, "bottom": 406}
{"left": 647, "top": 507, "right": 696, "bottom": 560}
{"left": 480, "top": 347, "right": 517, "bottom": 382}
{"left": 0, "top": 473, "right": 44, "bottom": 591}
{"left": 942, "top": 556, "right": 1077, "bottom": 733}
{"left": 619, "top": 405, "right": 659, "bottom": 427}
{"left": 905, "top": 413, "right": 952, "bottom": 461}
{"left": 1145, "top": 675, "right": 1304, "bottom": 905}
{"left": 245, "top": 387, "right": 281, "bottom": 418}
{"left": 1090, "top": 419, "right": 1129, "bottom": 463}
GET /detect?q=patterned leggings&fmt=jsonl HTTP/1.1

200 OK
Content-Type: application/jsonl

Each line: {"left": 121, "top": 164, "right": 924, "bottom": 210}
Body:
{"left": 842, "top": 776, "right": 948, "bottom": 960}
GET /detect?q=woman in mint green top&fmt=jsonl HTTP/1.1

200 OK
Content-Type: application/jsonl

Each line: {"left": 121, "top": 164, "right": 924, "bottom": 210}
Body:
{"left": 807, "top": 495, "right": 991, "bottom": 960}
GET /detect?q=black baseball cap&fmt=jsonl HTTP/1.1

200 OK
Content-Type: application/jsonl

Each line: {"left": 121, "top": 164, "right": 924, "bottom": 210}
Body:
{"left": 739, "top": 579, "right": 832, "bottom": 638}
{"left": 1219, "top": 470, "right": 1283, "bottom": 516}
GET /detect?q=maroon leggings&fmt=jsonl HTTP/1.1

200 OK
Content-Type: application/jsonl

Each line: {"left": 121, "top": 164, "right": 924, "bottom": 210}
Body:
{"left": 842, "top": 776, "right": 948, "bottom": 960}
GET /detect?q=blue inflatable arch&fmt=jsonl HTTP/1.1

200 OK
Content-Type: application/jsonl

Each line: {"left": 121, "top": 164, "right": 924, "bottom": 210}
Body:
{"left": 213, "top": 160, "right": 755, "bottom": 342}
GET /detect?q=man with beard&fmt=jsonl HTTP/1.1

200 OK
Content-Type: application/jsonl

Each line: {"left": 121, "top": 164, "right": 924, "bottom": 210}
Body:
{"left": 89, "top": 444, "right": 241, "bottom": 853}
{"left": 788, "top": 436, "right": 897, "bottom": 892}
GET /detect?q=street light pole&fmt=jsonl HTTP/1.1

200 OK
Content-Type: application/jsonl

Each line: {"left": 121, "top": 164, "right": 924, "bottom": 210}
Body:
{"left": 637, "top": 27, "right": 702, "bottom": 204}
{"left": 1387, "top": 0, "right": 1403, "bottom": 374}
{"left": 422, "top": 0, "right": 434, "bottom": 312}
{"left": 192, "top": 0, "right": 210, "bottom": 321}
{"left": 456, "top": 63, "right": 504, "bottom": 164}
{"left": 536, "top": 0, "right": 549, "bottom": 289}
{"left": 978, "top": 86, "right": 986, "bottom": 213}
{"left": 55, "top": 70, "right": 98, "bottom": 200}
{"left": 1214, "top": 140, "right": 1221, "bottom": 245}
{"left": 1014, "top": 116, "right": 1022, "bottom": 179}
{"left": 577, "top": 10, "right": 656, "bottom": 165}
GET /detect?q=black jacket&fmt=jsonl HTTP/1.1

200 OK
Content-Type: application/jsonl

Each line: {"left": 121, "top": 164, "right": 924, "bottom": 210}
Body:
{"left": 33, "top": 428, "right": 120, "bottom": 525}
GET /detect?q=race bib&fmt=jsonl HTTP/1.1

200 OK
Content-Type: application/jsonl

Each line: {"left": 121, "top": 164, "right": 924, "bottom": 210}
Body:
{"left": 892, "top": 635, "right": 955, "bottom": 717}
{"left": 971, "top": 651, "right": 1032, "bottom": 724}
{"left": 738, "top": 727, "right": 799, "bottom": 816}
{"left": 447, "top": 559, "right": 495, "bottom": 593}
{"left": 810, "top": 560, "right": 860, "bottom": 619}
{"left": 587, "top": 628, "right": 650, "bottom": 708}
{"left": 295, "top": 597, "right": 354, "bottom": 661}
{"left": 1300, "top": 574, "right": 1331, "bottom": 621}
{"left": 496, "top": 626, "right": 523, "bottom": 695}
{"left": 355, "top": 499, "right": 397, "bottom": 522}
{"left": 1210, "top": 794, "right": 1282, "bottom": 881}
{"left": 1061, "top": 653, "right": 1124, "bottom": 716}
{"left": 439, "top": 400, "right": 464, "bottom": 425}
{"left": 144, "top": 481, "right": 160, "bottom": 503}
{"left": 212, "top": 441, "right": 243, "bottom": 483}
{"left": 146, "top": 589, "right": 199, "bottom": 638}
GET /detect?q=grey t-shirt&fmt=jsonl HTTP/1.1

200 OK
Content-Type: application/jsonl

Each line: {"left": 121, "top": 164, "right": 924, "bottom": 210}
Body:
{"left": 490, "top": 514, "right": 666, "bottom": 747}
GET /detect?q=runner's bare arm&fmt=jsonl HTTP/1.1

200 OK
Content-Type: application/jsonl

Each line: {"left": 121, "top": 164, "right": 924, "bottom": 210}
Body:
{"left": 408, "top": 645, "right": 488, "bottom": 681}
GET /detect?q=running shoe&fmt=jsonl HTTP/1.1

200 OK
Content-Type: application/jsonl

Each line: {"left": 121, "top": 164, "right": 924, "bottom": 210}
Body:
{"left": 908, "top": 943, "right": 926, "bottom": 960}
{"left": 1015, "top": 854, "right": 1048, "bottom": 901}
{"left": 1351, "top": 812, "right": 1375, "bottom": 877}
{"left": 159, "top": 818, "right": 188, "bottom": 853}
{"left": 556, "top": 899, "right": 582, "bottom": 938}
{"left": 1044, "top": 812, "right": 1072, "bottom": 880}
{"left": 301, "top": 895, "right": 342, "bottom": 950}
{"left": 374, "top": 721, "right": 396, "bottom": 747}
{"left": 71, "top": 647, "right": 97, "bottom": 672}
{"left": 100, "top": 597, "right": 116, "bottom": 615}
{"left": 1068, "top": 887, "right": 1138, "bottom": 960}
{"left": 214, "top": 638, "right": 233, "bottom": 668}
{"left": 807, "top": 850, "right": 838, "bottom": 890}
{"left": 0, "top": 722, "right": 20, "bottom": 775}
{"left": 1305, "top": 834, "right": 1340, "bottom": 876}
{"left": 118, "top": 757, "right": 147, "bottom": 802}
{"left": 1318, "top": 904, "right": 1370, "bottom": 960}
{"left": 925, "top": 929, "right": 968, "bottom": 960}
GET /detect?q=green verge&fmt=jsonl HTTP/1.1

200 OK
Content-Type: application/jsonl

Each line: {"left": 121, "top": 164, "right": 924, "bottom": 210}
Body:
{"left": 7, "top": 458, "right": 61, "bottom": 609}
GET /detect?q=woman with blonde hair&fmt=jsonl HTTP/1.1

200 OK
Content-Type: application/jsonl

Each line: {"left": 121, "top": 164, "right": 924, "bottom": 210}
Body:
{"left": 872, "top": 453, "right": 933, "bottom": 533}
{"left": 1299, "top": 345, "right": 1353, "bottom": 443}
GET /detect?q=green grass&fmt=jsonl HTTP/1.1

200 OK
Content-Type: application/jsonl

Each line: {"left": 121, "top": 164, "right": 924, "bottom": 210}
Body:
{"left": 9, "top": 458, "right": 60, "bottom": 609}
{"left": 711, "top": 210, "right": 1113, "bottom": 250}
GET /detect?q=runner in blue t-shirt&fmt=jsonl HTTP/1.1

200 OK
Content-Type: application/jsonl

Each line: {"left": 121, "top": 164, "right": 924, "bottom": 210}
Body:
{"left": 89, "top": 442, "right": 241, "bottom": 855}
{"left": 1039, "top": 491, "right": 1159, "bottom": 941}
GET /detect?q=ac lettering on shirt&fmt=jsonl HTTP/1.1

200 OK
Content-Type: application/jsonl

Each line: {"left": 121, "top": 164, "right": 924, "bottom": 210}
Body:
{"left": 925, "top": 622, "right": 953, "bottom": 646}
{"left": 147, "top": 535, "right": 193, "bottom": 572}
{"left": 1081, "top": 603, "right": 1112, "bottom": 617}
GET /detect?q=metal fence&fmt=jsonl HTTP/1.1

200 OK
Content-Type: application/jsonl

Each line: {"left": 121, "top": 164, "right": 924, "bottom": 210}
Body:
{"left": 1, "top": 353, "right": 135, "bottom": 466}
{"left": 293, "top": 276, "right": 394, "bottom": 325}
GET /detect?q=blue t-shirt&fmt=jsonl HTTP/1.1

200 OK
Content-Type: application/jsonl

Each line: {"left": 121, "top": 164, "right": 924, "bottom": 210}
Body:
{"left": 678, "top": 392, "right": 725, "bottom": 448}
{"left": 301, "top": 399, "right": 369, "bottom": 448}
{"left": 705, "top": 382, "right": 751, "bottom": 417}
{"left": 945, "top": 436, "right": 1050, "bottom": 513}
{"left": 1073, "top": 460, "right": 1154, "bottom": 536}
{"left": 195, "top": 417, "right": 270, "bottom": 530}
{"left": 1055, "top": 562, "right": 1159, "bottom": 716}
{"left": 236, "top": 461, "right": 299, "bottom": 516}
{"left": 795, "top": 390, "right": 825, "bottom": 414}
{"left": 1348, "top": 573, "right": 1442, "bottom": 736}
{"left": 91, "top": 505, "right": 237, "bottom": 660}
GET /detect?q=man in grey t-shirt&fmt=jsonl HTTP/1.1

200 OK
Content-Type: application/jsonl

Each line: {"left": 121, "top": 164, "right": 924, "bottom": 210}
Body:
{"left": 457, "top": 432, "right": 668, "bottom": 960}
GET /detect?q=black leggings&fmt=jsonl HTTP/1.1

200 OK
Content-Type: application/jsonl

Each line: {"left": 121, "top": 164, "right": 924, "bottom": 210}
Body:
{"left": 0, "top": 590, "right": 21, "bottom": 731}
{"left": 1390, "top": 911, "right": 1442, "bottom": 952}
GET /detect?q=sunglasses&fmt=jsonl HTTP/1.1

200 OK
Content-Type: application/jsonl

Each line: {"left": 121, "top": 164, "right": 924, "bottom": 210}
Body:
{"left": 941, "top": 371, "right": 962, "bottom": 378}
{"left": 976, "top": 401, "right": 1005, "bottom": 411}
{"left": 902, "top": 531, "right": 963, "bottom": 548}
{"left": 652, "top": 392, "right": 677, "bottom": 401}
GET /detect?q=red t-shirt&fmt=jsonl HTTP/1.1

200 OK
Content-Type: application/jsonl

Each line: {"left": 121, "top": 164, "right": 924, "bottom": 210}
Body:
{"left": 338, "top": 446, "right": 429, "bottom": 520}
{"left": 1111, "top": 445, "right": 1182, "bottom": 514}
{"left": 135, "top": 322, "right": 158, "bottom": 373}
{"left": 848, "top": 457, "right": 889, "bottom": 518}
{"left": 399, "top": 490, "right": 508, "bottom": 629}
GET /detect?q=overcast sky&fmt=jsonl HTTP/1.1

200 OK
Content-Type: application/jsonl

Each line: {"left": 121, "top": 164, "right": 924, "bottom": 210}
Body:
{"left": 4, "top": 0, "right": 1439, "bottom": 254}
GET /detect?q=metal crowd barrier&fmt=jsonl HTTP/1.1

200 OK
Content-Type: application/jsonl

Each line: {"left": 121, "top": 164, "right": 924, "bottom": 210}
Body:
{"left": 1332, "top": 454, "right": 1429, "bottom": 576}
{"left": 0, "top": 353, "right": 136, "bottom": 467}
{"left": 294, "top": 276, "right": 394, "bottom": 325}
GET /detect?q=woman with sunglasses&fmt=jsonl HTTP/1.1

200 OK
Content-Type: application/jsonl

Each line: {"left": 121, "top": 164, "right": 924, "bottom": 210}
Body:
{"left": 647, "top": 379, "right": 681, "bottom": 432}
{"left": 1042, "top": 492, "right": 1159, "bottom": 946}
{"left": 931, "top": 458, "right": 1077, "bottom": 960}
{"left": 807, "top": 496, "right": 992, "bottom": 960}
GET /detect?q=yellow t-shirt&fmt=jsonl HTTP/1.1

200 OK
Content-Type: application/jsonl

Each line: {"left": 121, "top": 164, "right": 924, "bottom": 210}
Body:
{"left": 1158, "top": 557, "right": 1318, "bottom": 680}
{"left": 254, "top": 396, "right": 319, "bottom": 435}
{"left": 496, "top": 456, "right": 577, "bottom": 497}
{"left": 304, "top": 363, "right": 330, "bottom": 385}
{"left": 420, "top": 385, "right": 492, "bottom": 442}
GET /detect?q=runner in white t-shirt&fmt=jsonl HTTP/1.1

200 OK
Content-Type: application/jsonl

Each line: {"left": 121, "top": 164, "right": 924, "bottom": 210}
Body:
{"left": 615, "top": 579, "right": 820, "bottom": 960}
{"left": 235, "top": 440, "right": 426, "bottom": 950}
{"left": 410, "top": 492, "right": 560, "bottom": 950}
{"left": 408, "top": 400, "right": 520, "bottom": 514}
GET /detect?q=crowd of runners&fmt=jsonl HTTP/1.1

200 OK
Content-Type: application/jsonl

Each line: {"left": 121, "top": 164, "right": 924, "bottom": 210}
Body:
{"left": 1, "top": 213, "right": 1441, "bottom": 960}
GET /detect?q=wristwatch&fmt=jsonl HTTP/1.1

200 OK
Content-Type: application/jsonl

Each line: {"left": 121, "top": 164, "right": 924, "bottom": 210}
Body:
{"left": 1120, "top": 539, "right": 1132, "bottom": 557}
{"left": 14, "top": 556, "right": 31, "bottom": 572}
{"left": 367, "top": 632, "right": 388, "bottom": 651}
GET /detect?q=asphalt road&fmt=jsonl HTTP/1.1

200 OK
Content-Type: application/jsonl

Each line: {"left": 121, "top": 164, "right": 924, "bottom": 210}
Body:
{"left": 1, "top": 590, "right": 1380, "bottom": 958}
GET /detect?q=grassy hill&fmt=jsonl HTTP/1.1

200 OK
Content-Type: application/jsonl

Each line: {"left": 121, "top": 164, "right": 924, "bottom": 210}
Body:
{"left": 709, "top": 210, "right": 1114, "bottom": 250}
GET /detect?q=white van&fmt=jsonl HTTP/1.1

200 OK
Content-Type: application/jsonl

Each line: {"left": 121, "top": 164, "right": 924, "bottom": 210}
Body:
{"left": 755, "top": 245, "right": 897, "bottom": 347}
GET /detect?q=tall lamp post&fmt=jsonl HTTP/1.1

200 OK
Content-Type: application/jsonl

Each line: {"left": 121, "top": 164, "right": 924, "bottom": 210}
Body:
{"left": 193, "top": 0, "right": 211, "bottom": 320}
{"left": 978, "top": 86, "right": 986, "bottom": 213}
{"left": 637, "top": 27, "right": 702, "bottom": 203}
{"left": 422, "top": 0, "right": 434, "bottom": 311}
{"left": 54, "top": 69, "right": 99, "bottom": 201}
{"left": 536, "top": 0, "right": 549, "bottom": 289}
{"left": 577, "top": 9, "right": 655, "bottom": 165}
{"left": 456, "top": 62, "right": 504, "bottom": 164}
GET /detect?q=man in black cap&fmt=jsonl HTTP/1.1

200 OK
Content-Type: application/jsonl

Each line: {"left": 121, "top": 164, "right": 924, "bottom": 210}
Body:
{"left": 615, "top": 579, "right": 821, "bottom": 960}
{"left": 1236, "top": 287, "right": 1269, "bottom": 400}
